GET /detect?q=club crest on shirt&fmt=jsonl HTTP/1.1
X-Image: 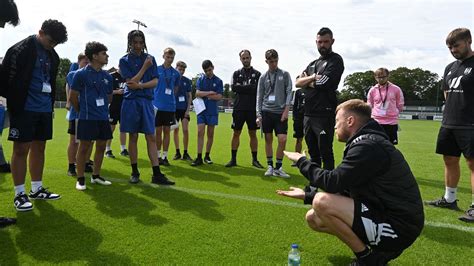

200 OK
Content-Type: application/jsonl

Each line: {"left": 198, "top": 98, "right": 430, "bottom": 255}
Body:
{"left": 103, "top": 79, "right": 109, "bottom": 85}
{"left": 464, "top": 67, "right": 472, "bottom": 75}
{"left": 213, "top": 83, "right": 216, "bottom": 87}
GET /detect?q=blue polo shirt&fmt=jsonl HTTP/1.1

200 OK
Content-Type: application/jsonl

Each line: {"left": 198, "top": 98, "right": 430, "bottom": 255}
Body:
{"left": 71, "top": 65, "right": 113, "bottom": 121}
{"left": 69, "top": 62, "right": 79, "bottom": 72}
{"left": 119, "top": 52, "right": 157, "bottom": 100}
{"left": 153, "top": 65, "right": 180, "bottom": 112}
{"left": 66, "top": 70, "right": 78, "bottom": 120}
{"left": 176, "top": 76, "right": 192, "bottom": 110}
{"left": 24, "top": 38, "right": 53, "bottom": 113}
{"left": 196, "top": 75, "right": 223, "bottom": 116}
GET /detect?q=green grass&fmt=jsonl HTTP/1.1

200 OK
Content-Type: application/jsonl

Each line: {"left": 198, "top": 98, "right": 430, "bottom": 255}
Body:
{"left": 0, "top": 110, "right": 473, "bottom": 265}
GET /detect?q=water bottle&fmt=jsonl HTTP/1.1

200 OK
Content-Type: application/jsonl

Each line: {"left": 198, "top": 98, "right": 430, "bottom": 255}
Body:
{"left": 288, "top": 243, "right": 301, "bottom": 265}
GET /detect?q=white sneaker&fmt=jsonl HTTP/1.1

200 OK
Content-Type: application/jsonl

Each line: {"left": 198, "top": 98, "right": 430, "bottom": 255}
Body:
{"left": 264, "top": 165, "right": 274, "bottom": 176}
{"left": 273, "top": 167, "right": 290, "bottom": 178}
{"left": 76, "top": 181, "right": 86, "bottom": 191}
{"left": 91, "top": 176, "right": 112, "bottom": 186}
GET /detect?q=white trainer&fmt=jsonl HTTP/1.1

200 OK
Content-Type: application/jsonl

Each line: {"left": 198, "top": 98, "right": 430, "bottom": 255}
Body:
{"left": 91, "top": 176, "right": 112, "bottom": 186}
{"left": 273, "top": 167, "right": 290, "bottom": 178}
{"left": 264, "top": 165, "right": 274, "bottom": 176}
{"left": 76, "top": 181, "right": 86, "bottom": 191}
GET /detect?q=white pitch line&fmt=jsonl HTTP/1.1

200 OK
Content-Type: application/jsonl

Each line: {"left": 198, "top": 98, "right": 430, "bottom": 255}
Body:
{"left": 107, "top": 177, "right": 474, "bottom": 233}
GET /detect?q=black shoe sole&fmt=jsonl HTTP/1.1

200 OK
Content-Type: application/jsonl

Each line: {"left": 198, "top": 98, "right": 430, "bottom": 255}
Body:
{"left": 225, "top": 162, "right": 237, "bottom": 167}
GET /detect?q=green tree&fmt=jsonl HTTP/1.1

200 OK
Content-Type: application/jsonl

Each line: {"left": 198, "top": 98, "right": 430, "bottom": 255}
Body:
{"left": 223, "top": 83, "right": 230, "bottom": 98}
{"left": 55, "top": 58, "right": 72, "bottom": 101}
{"left": 340, "top": 70, "right": 374, "bottom": 103}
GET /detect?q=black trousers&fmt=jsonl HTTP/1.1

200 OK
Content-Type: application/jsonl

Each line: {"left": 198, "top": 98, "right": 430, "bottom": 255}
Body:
{"left": 304, "top": 115, "right": 335, "bottom": 170}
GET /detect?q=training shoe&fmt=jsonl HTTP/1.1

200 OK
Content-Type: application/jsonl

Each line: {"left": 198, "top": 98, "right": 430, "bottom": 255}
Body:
{"left": 459, "top": 205, "right": 474, "bottom": 223}
{"left": 13, "top": 192, "right": 33, "bottom": 212}
{"left": 191, "top": 158, "right": 203, "bottom": 167}
{"left": 120, "top": 149, "right": 129, "bottom": 156}
{"left": 85, "top": 161, "right": 93, "bottom": 173}
{"left": 105, "top": 150, "right": 115, "bottom": 158}
{"left": 264, "top": 165, "right": 274, "bottom": 176}
{"left": 252, "top": 160, "right": 264, "bottom": 169}
{"left": 0, "top": 217, "right": 16, "bottom": 228}
{"left": 273, "top": 167, "right": 290, "bottom": 178}
{"left": 151, "top": 174, "right": 175, "bottom": 185}
{"left": 67, "top": 167, "right": 77, "bottom": 177}
{"left": 425, "top": 197, "right": 460, "bottom": 210}
{"left": 91, "top": 176, "right": 112, "bottom": 186}
{"left": 129, "top": 174, "right": 140, "bottom": 184}
{"left": 0, "top": 163, "right": 11, "bottom": 173}
{"left": 182, "top": 153, "right": 193, "bottom": 161}
{"left": 204, "top": 156, "right": 213, "bottom": 164}
{"left": 161, "top": 158, "right": 171, "bottom": 166}
{"left": 76, "top": 177, "right": 86, "bottom": 191}
{"left": 173, "top": 153, "right": 182, "bottom": 160}
{"left": 225, "top": 160, "right": 237, "bottom": 167}
{"left": 29, "top": 187, "right": 61, "bottom": 200}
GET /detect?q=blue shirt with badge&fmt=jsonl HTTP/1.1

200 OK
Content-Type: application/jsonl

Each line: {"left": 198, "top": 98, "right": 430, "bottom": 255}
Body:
{"left": 66, "top": 70, "right": 79, "bottom": 120}
{"left": 153, "top": 65, "right": 180, "bottom": 112}
{"left": 196, "top": 75, "right": 223, "bottom": 116}
{"left": 24, "top": 38, "right": 53, "bottom": 112}
{"left": 119, "top": 52, "right": 157, "bottom": 100}
{"left": 176, "top": 76, "right": 192, "bottom": 110}
{"left": 71, "top": 65, "right": 113, "bottom": 121}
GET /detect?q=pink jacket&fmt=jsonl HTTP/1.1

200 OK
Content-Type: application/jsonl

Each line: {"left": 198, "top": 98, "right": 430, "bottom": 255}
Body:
{"left": 367, "top": 82, "right": 404, "bottom": 125}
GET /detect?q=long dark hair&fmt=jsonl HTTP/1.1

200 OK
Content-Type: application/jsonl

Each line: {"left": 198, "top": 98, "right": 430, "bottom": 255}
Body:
{"left": 127, "top": 30, "right": 148, "bottom": 53}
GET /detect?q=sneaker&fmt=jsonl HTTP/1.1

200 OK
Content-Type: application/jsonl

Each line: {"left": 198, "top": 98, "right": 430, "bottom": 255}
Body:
{"left": 91, "top": 176, "right": 112, "bottom": 186}
{"left": 204, "top": 156, "right": 213, "bottom": 164}
{"left": 182, "top": 153, "right": 193, "bottom": 161}
{"left": 129, "top": 174, "right": 140, "bottom": 184}
{"left": 29, "top": 186, "right": 61, "bottom": 200}
{"left": 105, "top": 150, "right": 115, "bottom": 158}
{"left": 0, "top": 163, "right": 11, "bottom": 173}
{"left": 191, "top": 158, "right": 203, "bottom": 167}
{"left": 67, "top": 167, "right": 77, "bottom": 177}
{"left": 459, "top": 205, "right": 474, "bottom": 223}
{"left": 252, "top": 160, "right": 264, "bottom": 169}
{"left": 273, "top": 167, "right": 290, "bottom": 178}
{"left": 120, "top": 149, "right": 129, "bottom": 156}
{"left": 151, "top": 174, "right": 175, "bottom": 185}
{"left": 225, "top": 160, "right": 237, "bottom": 167}
{"left": 158, "top": 158, "right": 164, "bottom": 165}
{"left": 76, "top": 177, "right": 86, "bottom": 191}
{"left": 424, "top": 197, "right": 460, "bottom": 210}
{"left": 173, "top": 153, "right": 182, "bottom": 160}
{"left": 85, "top": 161, "right": 93, "bottom": 173}
{"left": 161, "top": 157, "right": 170, "bottom": 166}
{"left": 0, "top": 217, "right": 16, "bottom": 228}
{"left": 13, "top": 192, "right": 33, "bottom": 212}
{"left": 264, "top": 165, "right": 274, "bottom": 176}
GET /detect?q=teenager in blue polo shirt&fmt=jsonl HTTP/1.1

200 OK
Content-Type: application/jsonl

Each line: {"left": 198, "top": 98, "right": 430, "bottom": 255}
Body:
{"left": 154, "top": 47, "right": 180, "bottom": 166}
{"left": 119, "top": 30, "right": 174, "bottom": 185}
{"left": 191, "top": 60, "right": 223, "bottom": 166}
{"left": 173, "top": 61, "right": 193, "bottom": 161}
{"left": 70, "top": 42, "right": 113, "bottom": 190}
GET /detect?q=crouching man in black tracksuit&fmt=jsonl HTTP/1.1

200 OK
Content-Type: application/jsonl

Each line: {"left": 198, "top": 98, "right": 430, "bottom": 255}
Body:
{"left": 278, "top": 99, "right": 424, "bottom": 265}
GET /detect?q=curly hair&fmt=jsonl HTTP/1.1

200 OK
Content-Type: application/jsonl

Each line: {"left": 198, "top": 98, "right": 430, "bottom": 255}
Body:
{"left": 0, "top": 0, "right": 19, "bottom": 27}
{"left": 85, "top": 41, "right": 107, "bottom": 61}
{"left": 41, "top": 19, "right": 67, "bottom": 44}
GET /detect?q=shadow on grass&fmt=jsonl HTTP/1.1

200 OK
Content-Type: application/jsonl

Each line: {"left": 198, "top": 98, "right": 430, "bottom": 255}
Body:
{"left": 164, "top": 164, "right": 241, "bottom": 188}
{"left": 0, "top": 228, "right": 18, "bottom": 265}
{"left": 416, "top": 177, "right": 471, "bottom": 194}
{"left": 422, "top": 224, "right": 474, "bottom": 247}
{"left": 14, "top": 203, "right": 132, "bottom": 264}
{"left": 327, "top": 255, "right": 353, "bottom": 265}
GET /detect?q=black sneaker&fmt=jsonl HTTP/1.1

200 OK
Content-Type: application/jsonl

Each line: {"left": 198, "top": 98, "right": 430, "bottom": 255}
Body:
{"left": 252, "top": 160, "right": 264, "bottom": 169}
{"left": 204, "top": 156, "right": 213, "bottom": 164}
{"left": 13, "top": 192, "right": 33, "bottom": 211}
{"left": 182, "top": 153, "right": 193, "bottom": 161}
{"left": 129, "top": 173, "right": 140, "bottom": 184}
{"left": 173, "top": 153, "right": 182, "bottom": 160}
{"left": 459, "top": 205, "right": 474, "bottom": 223}
{"left": 67, "top": 167, "right": 77, "bottom": 177}
{"left": 29, "top": 187, "right": 61, "bottom": 200}
{"left": 161, "top": 158, "right": 171, "bottom": 166}
{"left": 225, "top": 160, "right": 237, "bottom": 167}
{"left": 120, "top": 149, "right": 129, "bottom": 156}
{"left": 85, "top": 161, "right": 93, "bottom": 173}
{"left": 0, "top": 217, "right": 16, "bottom": 228}
{"left": 425, "top": 197, "right": 460, "bottom": 210}
{"left": 191, "top": 158, "right": 203, "bottom": 167}
{"left": 105, "top": 150, "right": 115, "bottom": 158}
{"left": 0, "top": 163, "right": 11, "bottom": 173}
{"left": 151, "top": 174, "right": 175, "bottom": 185}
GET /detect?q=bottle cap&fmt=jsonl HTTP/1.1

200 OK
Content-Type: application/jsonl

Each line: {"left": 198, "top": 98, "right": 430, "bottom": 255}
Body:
{"left": 291, "top": 244, "right": 298, "bottom": 248}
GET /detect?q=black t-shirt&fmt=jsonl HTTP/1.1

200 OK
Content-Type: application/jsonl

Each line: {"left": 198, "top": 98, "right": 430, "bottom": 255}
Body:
{"left": 109, "top": 71, "right": 125, "bottom": 113}
{"left": 292, "top": 88, "right": 307, "bottom": 120}
{"left": 442, "top": 55, "right": 474, "bottom": 128}
{"left": 303, "top": 52, "right": 344, "bottom": 117}
{"left": 231, "top": 67, "right": 261, "bottom": 111}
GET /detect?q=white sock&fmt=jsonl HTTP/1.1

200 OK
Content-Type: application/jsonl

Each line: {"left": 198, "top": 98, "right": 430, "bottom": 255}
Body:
{"left": 105, "top": 145, "right": 111, "bottom": 152}
{"left": 31, "top": 181, "right": 43, "bottom": 193}
{"left": 157, "top": 150, "right": 161, "bottom": 158}
{"left": 162, "top": 151, "right": 168, "bottom": 159}
{"left": 14, "top": 184, "right": 25, "bottom": 196}
{"left": 444, "top": 186, "right": 457, "bottom": 203}
{"left": 121, "top": 145, "right": 126, "bottom": 151}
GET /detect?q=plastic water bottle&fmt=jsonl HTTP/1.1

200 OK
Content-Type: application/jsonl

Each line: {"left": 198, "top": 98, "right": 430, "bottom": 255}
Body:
{"left": 288, "top": 243, "right": 301, "bottom": 265}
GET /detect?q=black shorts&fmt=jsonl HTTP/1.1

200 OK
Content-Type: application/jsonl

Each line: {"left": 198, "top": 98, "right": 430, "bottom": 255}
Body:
{"left": 293, "top": 117, "right": 304, "bottom": 139}
{"left": 261, "top": 111, "right": 287, "bottom": 135}
{"left": 77, "top": 120, "right": 113, "bottom": 141}
{"left": 352, "top": 199, "right": 417, "bottom": 252}
{"left": 232, "top": 110, "right": 258, "bottom": 131}
{"left": 175, "top": 109, "right": 190, "bottom": 123}
{"left": 68, "top": 120, "right": 77, "bottom": 135}
{"left": 109, "top": 109, "right": 121, "bottom": 125}
{"left": 155, "top": 111, "right": 175, "bottom": 127}
{"left": 8, "top": 111, "right": 53, "bottom": 142}
{"left": 436, "top": 127, "right": 474, "bottom": 158}
{"left": 381, "top": 124, "right": 398, "bottom": 145}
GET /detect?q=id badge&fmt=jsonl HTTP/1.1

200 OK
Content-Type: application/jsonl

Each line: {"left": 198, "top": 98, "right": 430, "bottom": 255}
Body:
{"left": 268, "top": 95, "right": 276, "bottom": 102}
{"left": 165, "top": 88, "right": 172, "bottom": 95}
{"left": 42, "top": 82, "right": 52, "bottom": 93}
{"left": 178, "top": 96, "right": 185, "bottom": 102}
{"left": 96, "top": 98, "right": 105, "bottom": 107}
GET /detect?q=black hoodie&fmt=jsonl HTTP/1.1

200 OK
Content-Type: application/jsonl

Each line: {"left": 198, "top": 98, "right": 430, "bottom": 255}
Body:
{"left": 297, "top": 119, "right": 424, "bottom": 240}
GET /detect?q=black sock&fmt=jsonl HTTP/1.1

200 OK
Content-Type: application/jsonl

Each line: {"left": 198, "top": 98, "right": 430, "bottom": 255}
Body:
{"left": 252, "top": 151, "right": 257, "bottom": 161}
{"left": 131, "top": 163, "right": 139, "bottom": 175}
{"left": 354, "top": 246, "right": 371, "bottom": 259}
{"left": 68, "top": 163, "right": 75, "bottom": 170}
{"left": 92, "top": 174, "right": 100, "bottom": 179}
{"left": 184, "top": 149, "right": 188, "bottom": 155}
{"left": 77, "top": 176, "right": 85, "bottom": 185}
{"left": 231, "top": 150, "right": 237, "bottom": 161}
{"left": 176, "top": 149, "right": 181, "bottom": 155}
{"left": 267, "top": 157, "right": 273, "bottom": 167}
{"left": 205, "top": 152, "right": 210, "bottom": 158}
{"left": 197, "top": 153, "right": 202, "bottom": 159}
{"left": 152, "top": 165, "right": 162, "bottom": 177}
{"left": 276, "top": 158, "right": 283, "bottom": 169}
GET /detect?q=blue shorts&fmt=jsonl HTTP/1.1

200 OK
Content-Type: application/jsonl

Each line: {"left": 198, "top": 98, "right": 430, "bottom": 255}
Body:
{"left": 77, "top": 120, "right": 113, "bottom": 141}
{"left": 197, "top": 114, "right": 218, "bottom": 126}
{"left": 120, "top": 98, "right": 155, "bottom": 135}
